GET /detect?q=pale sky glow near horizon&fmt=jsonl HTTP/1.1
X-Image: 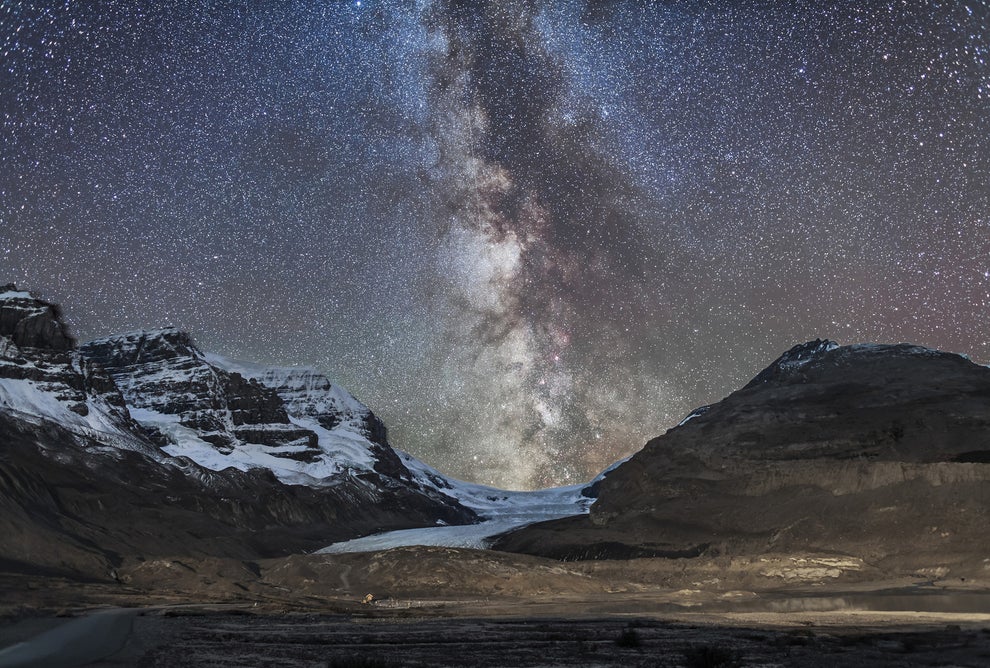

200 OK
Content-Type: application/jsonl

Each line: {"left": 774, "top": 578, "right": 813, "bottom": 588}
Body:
{"left": 2, "top": 1, "right": 989, "bottom": 489}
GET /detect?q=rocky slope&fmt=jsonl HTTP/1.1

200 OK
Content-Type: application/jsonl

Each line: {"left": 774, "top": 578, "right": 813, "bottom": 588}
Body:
{"left": 0, "top": 287, "right": 475, "bottom": 580}
{"left": 0, "top": 285, "right": 73, "bottom": 351}
{"left": 0, "top": 286, "right": 146, "bottom": 452}
{"left": 78, "top": 329, "right": 410, "bottom": 485}
{"left": 495, "top": 340, "right": 990, "bottom": 579}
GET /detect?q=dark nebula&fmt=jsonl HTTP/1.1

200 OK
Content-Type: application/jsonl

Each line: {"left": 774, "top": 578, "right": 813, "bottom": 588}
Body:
{"left": 2, "top": 1, "right": 988, "bottom": 488}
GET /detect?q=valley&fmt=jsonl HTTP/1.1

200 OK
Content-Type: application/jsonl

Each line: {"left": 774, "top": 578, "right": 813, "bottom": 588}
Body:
{"left": 2, "top": 285, "right": 989, "bottom": 666}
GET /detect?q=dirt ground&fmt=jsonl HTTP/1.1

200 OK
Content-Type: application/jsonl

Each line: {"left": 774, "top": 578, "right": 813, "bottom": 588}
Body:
{"left": 3, "top": 590, "right": 990, "bottom": 667}
{"left": 3, "top": 546, "right": 990, "bottom": 667}
{"left": 3, "top": 608, "right": 983, "bottom": 668}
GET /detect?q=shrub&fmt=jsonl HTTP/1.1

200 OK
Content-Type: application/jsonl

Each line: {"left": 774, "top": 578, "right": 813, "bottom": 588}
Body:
{"left": 682, "top": 643, "right": 742, "bottom": 668}
{"left": 615, "top": 627, "right": 642, "bottom": 648}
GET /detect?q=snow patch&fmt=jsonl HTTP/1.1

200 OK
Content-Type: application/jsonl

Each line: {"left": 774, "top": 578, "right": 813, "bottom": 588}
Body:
{"left": 128, "top": 407, "right": 376, "bottom": 483}
{"left": 0, "top": 377, "right": 123, "bottom": 436}
{"left": 0, "top": 289, "right": 34, "bottom": 300}
{"left": 677, "top": 405, "right": 711, "bottom": 427}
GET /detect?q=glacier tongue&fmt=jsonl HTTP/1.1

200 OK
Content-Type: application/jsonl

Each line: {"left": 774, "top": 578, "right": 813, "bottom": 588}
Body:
{"left": 318, "top": 483, "right": 592, "bottom": 553}
{"left": 320, "top": 452, "right": 602, "bottom": 553}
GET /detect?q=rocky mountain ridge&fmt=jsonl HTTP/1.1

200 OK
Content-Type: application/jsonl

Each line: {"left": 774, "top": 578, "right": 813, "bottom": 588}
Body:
{"left": 0, "top": 286, "right": 145, "bottom": 450}
{"left": 0, "top": 286, "right": 477, "bottom": 579}
{"left": 495, "top": 338, "right": 990, "bottom": 580}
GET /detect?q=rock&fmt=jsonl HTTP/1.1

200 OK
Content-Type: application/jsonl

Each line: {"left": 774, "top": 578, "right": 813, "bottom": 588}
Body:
{"left": 0, "top": 285, "right": 74, "bottom": 351}
{"left": 80, "top": 329, "right": 324, "bottom": 455}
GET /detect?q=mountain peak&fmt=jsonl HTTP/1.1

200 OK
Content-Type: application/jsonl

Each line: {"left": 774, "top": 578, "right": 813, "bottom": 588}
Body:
{"left": 1, "top": 283, "right": 30, "bottom": 297}
{"left": 0, "top": 285, "right": 74, "bottom": 351}
{"left": 743, "top": 338, "right": 839, "bottom": 389}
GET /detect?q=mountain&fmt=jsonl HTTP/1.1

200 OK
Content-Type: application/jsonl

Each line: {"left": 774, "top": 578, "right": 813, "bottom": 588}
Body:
{"left": 0, "top": 286, "right": 146, "bottom": 449}
{"left": 494, "top": 339, "right": 990, "bottom": 579}
{"left": 78, "top": 328, "right": 412, "bottom": 485}
{"left": 0, "top": 286, "right": 476, "bottom": 580}
{"left": 11, "top": 281, "right": 985, "bottom": 599}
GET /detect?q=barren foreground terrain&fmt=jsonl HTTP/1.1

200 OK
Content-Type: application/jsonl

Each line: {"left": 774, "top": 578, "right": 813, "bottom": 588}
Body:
{"left": 3, "top": 604, "right": 990, "bottom": 667}
{"left": 2, "top": 545, "right": 989, "bottom": 667}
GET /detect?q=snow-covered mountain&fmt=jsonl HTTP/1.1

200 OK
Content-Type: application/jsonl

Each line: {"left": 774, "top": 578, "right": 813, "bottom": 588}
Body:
{"left": 0, "top": 286, "right": 486, "bottom": 577}
{"left": 0, "top": 286, "right": 599, "bottom": 577}
{"left": 0, "top": 286, "right": 153, "bottom": 457}
{"left": 79, "top": 329, "right": 396, "bottom": 486}
{"left": 78, "top": 328, "right": 602, "bottom": 550}
{"left": 203, "top": 352, "right": 412, "bottom": 480}
{"left": 77, "top": 324, "right": 601, "bottom": 533}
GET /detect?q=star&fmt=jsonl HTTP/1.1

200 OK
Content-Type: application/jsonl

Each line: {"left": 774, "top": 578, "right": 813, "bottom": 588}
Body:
{"left": 1, "top": 0, "right": 987, "bottom": 488}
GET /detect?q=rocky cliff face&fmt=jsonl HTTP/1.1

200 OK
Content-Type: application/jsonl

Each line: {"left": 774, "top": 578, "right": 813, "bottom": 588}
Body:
{"left": 0, "top": 287, "right": 139, "bottom": 447}
{"left": 207, "top": 358, "right": 411, "bottom": 480}
{"left": 0, "top": 287, "right": 475, "bottom": 580}
{"left": 80, "top": 329, "right": 321, "bottom": 460}
{"left": 496, "top": 341, "right": 990, "bottom": 578}
{"left": 77, "top": 329, "right": 437, "bottom": 488}
{"left": 0, "top": 285, "right": 73, "bottom": 351}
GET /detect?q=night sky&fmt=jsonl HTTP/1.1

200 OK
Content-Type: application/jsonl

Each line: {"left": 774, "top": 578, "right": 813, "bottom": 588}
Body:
{"left": 2, "top": 1, "right": 989, "bottom": 489}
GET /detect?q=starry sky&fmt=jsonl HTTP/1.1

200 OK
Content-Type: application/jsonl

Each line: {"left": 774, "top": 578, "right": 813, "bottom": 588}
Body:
{"left": 2, "top": 1, "right": 989, "bottom": 489}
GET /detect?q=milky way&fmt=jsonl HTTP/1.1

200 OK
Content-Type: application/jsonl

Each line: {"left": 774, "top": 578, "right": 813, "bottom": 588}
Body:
{"left": 2, "top": 1, "right": 989, "bottom": 488}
